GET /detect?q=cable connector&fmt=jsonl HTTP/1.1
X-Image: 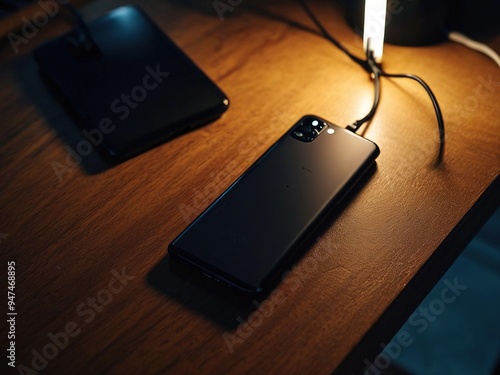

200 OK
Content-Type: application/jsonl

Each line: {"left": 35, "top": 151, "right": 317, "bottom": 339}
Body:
{"left": 346, "top": 122, "right": 360, "bottom": 133}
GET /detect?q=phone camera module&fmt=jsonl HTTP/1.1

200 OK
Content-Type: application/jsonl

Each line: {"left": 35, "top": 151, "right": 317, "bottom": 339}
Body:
{"left": 291, "top": 117, "right": 327, "bottom": 142}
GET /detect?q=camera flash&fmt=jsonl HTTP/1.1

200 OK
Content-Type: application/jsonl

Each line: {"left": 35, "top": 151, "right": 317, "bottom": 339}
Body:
{"left": 327, "top": 128, "right": 335, "bottom": 134}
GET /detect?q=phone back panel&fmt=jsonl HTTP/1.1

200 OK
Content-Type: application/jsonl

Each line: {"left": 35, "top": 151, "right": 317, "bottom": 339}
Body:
{"left": 169, "top": 116, "right": 379, "bottom": 292}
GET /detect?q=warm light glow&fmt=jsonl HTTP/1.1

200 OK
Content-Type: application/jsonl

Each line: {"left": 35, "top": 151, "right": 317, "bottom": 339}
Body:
{"left": 363, "top": 0, "right": 388, "bottom": 62}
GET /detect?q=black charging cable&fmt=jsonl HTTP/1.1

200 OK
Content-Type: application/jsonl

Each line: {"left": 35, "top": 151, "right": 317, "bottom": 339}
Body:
{"left": 346, "top": 45, "right": 381, "bottom": 133}
{"left": 378, "top": 70, "right": 445, "bottom": 145}
{"left": 298, "top": 0, "right": 445, "bottom": 147}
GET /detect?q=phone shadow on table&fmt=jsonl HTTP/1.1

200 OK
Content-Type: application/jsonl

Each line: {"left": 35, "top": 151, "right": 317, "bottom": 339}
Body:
{"left": 11, "top": 55, "right": 125, "bottom": 175}
{"left": 12, "top": 51, "right": 217, "bottom": 177}
{"left": 147, "top": 165, "right": 378, "bottom": 331}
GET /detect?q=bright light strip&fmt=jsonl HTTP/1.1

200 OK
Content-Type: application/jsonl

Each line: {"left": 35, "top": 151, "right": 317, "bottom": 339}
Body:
{"left": 363, "top": 0, "right": 388, "bottom": 62}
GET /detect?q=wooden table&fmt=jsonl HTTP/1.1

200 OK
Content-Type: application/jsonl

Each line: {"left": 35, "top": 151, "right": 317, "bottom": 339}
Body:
{"left": 1, "top": 1, "right": 499, "bottom": 374}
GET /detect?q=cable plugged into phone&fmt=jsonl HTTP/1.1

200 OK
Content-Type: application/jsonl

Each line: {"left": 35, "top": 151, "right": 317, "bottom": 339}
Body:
{"left": 298, "top": 0, "right": 445, "bottom": 162}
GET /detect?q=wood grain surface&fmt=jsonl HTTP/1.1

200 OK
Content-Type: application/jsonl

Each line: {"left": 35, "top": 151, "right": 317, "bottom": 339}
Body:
{"left": 1, "top": 1, "right": 499, "bottom": 374}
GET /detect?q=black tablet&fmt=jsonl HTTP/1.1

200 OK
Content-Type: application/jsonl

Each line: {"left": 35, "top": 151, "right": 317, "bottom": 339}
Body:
{"left": 34, "top": 5, "right": 229, "bottom": 159}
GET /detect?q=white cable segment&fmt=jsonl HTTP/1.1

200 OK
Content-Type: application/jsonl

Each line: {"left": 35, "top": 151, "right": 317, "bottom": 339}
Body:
{"left": 448, "top": 31, "right": 500, "bottom": 68}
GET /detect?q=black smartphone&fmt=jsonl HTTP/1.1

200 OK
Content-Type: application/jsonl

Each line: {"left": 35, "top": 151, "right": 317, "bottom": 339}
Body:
{"left": 169, "top": 115, "right": 379, "bottom": 293}
{"left": 33, "top": 5, "right": 228, "bottom": 159}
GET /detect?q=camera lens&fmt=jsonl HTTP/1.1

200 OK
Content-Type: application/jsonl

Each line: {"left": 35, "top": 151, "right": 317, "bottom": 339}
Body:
{"left": 291, "top": 117, "right": 327, "bottom": 142}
